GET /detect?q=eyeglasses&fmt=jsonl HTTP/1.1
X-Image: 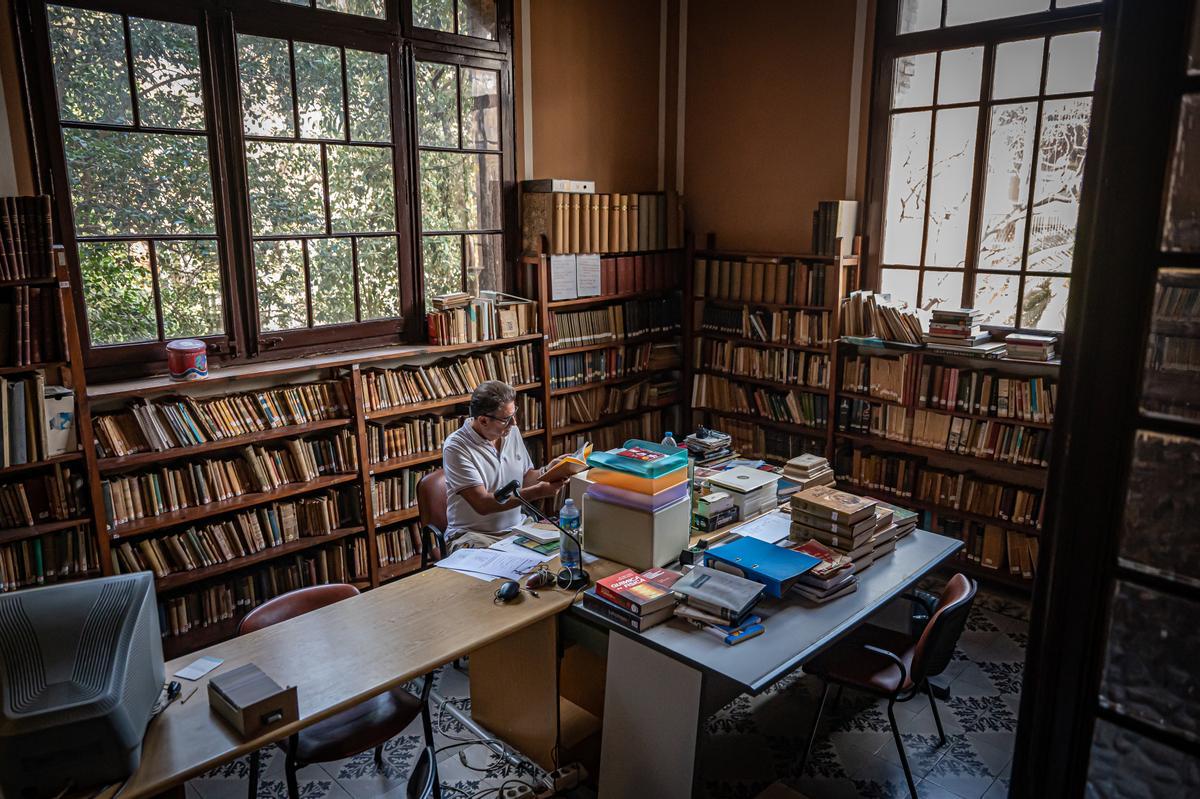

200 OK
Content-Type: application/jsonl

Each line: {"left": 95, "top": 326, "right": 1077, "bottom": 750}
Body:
{"left": 484, "top": 412, "right": 518, "bottom": 427}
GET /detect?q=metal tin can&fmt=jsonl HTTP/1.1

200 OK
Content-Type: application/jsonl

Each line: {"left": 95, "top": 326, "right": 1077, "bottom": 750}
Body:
{"left": 166, "top": 339, "right": 208, "bottom": 381}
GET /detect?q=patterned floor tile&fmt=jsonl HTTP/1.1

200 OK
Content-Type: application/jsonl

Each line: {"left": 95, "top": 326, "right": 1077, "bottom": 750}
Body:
{"left": 873, "top": 731, "right": 953, "bottom": 779}
{"left": 917, "top": 778, "right": 969, "bottom": 798}
{"left": 848, "top": 753, "right": 919, "bottom": 798}
{"left": 924, "top": 754, "right": 1002, "bottom": 799}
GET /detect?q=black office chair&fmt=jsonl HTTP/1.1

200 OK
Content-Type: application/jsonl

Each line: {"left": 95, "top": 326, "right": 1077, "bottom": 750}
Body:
{"left": 417, "top": 468, "right": 448, "bottom": 569}
{"left": 800, "top": 574, "right": 977, "bottom": 799}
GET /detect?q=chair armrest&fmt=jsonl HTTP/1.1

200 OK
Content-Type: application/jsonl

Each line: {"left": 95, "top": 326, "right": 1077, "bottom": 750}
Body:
{"left": 901, "top": 590, "right": 937, "bottom": 618}
{"left": 421, "top": 524, "right": 447, "bottom": 569}
{"left": 863, "top": 644, "right": 908, "bottom": 691}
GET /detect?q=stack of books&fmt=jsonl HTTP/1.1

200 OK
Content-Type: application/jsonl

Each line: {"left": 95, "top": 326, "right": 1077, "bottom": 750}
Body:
{"left": 425, "top": 291, "right": 537, "bottom": 346}
{"left": 925, "top": 308, "right": 988, "bottom": 346}
{"left": 868, "top": 505, "right": 899, "bottom": 563}
{"left": 684, "top": 426, "right": 733, "bottom": 465}
{"left": 583, "top": 567, "right": 680, "bottom": 632}
{"left": 1005, "top": 333, "right": 1057, "bottom": 361}
{"left": 840, "top": 291, "right": 924, "bottom": 344}
{"left": 671, "top": 564, "right": 764, "bottom": 626}
{"left": 792, "top": 538, "right": 857, "bottom": 602}
{"left": 783, "top": 454, "right": 835, "bottom": 491}
{"left": 789, "top": 485, "right": 879, "bottom": 572}
{"left": 874, "top": 499, "right": 918, "bottom": 540}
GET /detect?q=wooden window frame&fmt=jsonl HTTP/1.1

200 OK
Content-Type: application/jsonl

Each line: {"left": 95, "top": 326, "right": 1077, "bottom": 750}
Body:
{"left": 865, "top": 0, "right": 1104, "bottom": 333}
{"left": 13, "top": 0, "right": 516, "bottom": 380}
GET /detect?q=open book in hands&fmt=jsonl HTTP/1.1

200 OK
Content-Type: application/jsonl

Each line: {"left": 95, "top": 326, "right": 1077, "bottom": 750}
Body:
{"left": 540, "top": 441, "right": 593, "bottom": 483}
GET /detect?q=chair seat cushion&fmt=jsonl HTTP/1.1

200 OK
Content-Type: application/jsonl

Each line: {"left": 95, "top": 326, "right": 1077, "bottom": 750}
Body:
{"left": 805, "top": 624, "right": 918, "bottom": 695}
{"left": 295, "top": 686, "right": 423, "bottom": 763}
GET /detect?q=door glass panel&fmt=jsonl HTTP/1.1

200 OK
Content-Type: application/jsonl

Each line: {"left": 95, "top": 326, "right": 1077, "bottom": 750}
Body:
{"left": 882, "top": 111, "right": 932, "bottom": 266}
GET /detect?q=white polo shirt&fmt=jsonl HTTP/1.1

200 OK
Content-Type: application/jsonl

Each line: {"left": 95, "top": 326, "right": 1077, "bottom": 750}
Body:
{"left": 442, "top": 418, "right": 534, "bottom": 544}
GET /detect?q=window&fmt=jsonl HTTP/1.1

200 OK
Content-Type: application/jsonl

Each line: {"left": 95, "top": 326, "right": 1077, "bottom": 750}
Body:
{"left": 872, "top": 0, "right": 1102, "bottom": 331}
{"left": 31, "top": 1, "right": 514, "bottom": 370}
{"left": 414, "top": 55, "right": 505, "bottom": 302}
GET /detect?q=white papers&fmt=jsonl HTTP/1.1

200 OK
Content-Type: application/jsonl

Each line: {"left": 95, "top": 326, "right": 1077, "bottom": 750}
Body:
{"left": 490, "top": 534, "right": 558, "bottom": 563}
{"left": 575, "top": 253, "right": 601, "bottom": 297}
{"left": 174, "top": 655, "right": 223, "bottom": 681}
{"left": 731, "top": 510, "right": 791, "bottom": 545}
{"left": 550, "top": 255, "right": 578, "bottom": 300}
{"left": 435, "top": 548, "right": 541, "bottom": 582}
{"left": 512, "top": 521, "right": 560, "bottom": 543}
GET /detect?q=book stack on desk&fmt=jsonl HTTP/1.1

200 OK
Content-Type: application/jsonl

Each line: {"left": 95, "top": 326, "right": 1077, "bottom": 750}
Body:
{"left": 582, "top": 567, "right": 680, "bottom": 632}
{"left": 783, "top": 453, "right": 835, "bottom": 490}
{"left": 671, "top": 564, "right": 764, "bottom": 626}
{"left": 789, "top": 485, "right": 879, "bottom": 571}
{"left": 869, "top": 505, "right": 899, "bottom": 563}
{"left": 791, "top": 539, "right": 857, "bottom": 602}
{"left": 873, "top": 499, "right": 918, "bottom": 540}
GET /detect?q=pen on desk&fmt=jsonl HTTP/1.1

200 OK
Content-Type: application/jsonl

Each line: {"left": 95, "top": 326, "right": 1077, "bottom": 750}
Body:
{"left": 180, "top": 686, "right": 199, "bottom": 705}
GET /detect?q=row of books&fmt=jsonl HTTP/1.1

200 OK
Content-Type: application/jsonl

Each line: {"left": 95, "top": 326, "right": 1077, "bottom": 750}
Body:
{"left": 372, "top": 466, "right": 438, "bottom": 515}
{"left": 832, "top": 448, "right": 1043, "bottom": 527}
{"left": 378, "top": 522, "right": 422, "bottom": 568}
{"left": 812, "top": 200, "right": 858, "bottom": 257}
{"left": 93, "top": 380, "right": 351, "bottom": 457}
{"left": 111, "top": 490, "right": 360, "bottom": 578}
{"left": 837, "top": 398, "right": 912, "bottom": 441}
{"left": 699, "top": 306, "right": 833, "bottom": 348}
{"left": 552, "top": 406, "right": 680, "bottom": 457}
{"left": 550, "top": 378, "right": 678, "bottom": 427}
{"left": 157, "top": 539, "right": 371, "bottom": 639}
{"left": 1, "top": 527, "right": 98, "bottom": 593}
{"left": 694, "top": 341, "right": 831, "bottom": 388}
{"left": 840, "top": 291, "right": 923, "bottom": 344}
{"left": 936, "top": 516, "right": 1038, "bottom": 579}
{"left": 425, "top": 293, "right": 537, "bottom": 346}
{"left": 1142, "top": 269, "right": 1200, "bottom": 421}
{"left": 911, "top": 409, "right": 1051, "bottom": 466}
{"left": 840, "top": 354, "right": 915, "bottom": 405}
{"left": 548, "top": 344, "right": 679, "bottom": 390}
{"left": 547, "top": 297, "right": 682, "bottom": 349}
{"left": 524, "top": 190, "right": 672, "bottom": 255}
{"left": 3, "top": 372, "right": 75, "bottom": 465}
{"left": 694, "top": 258, "right": 834, "bottom": 307}
{"left": 100, "top": 434, "right": 358, "bottom": 529}
{"left": 916, "top": 364, "right": 1056, "bottom": 423}
{"left": 366, "top": 397, "right": 543, "bottom": 464}
{"left": 0, "top": 465, "right": 87, "bottom": 528}
{"left": 707, "top": 414, "right": 824, "bottom": 464}
{"left": 2, "top": 285, "right": 64, "bottom": 367}
{"left": 0, "top": 195, "right": 53, "bottom": 280}
{"left": 691, "top": 374, "right": 830, "bottom": 429}
{"left": 547, "top": 252, "right": 682, "bottom": 300}
{"left": 361, "top": 344, "right": 539, "bottom": 412}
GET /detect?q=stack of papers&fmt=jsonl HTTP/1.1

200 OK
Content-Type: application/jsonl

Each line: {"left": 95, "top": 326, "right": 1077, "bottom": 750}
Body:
{"left": 434, "top": 548, "right": 541, "bottom": 582}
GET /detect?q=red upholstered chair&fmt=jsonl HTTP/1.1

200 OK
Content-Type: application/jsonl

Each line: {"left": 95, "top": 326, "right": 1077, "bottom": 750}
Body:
{"left": 417, "top": 468, "right": 448, "bottom": 569}
{"left": 800, "top": 574, "right": 977, "bottom": 799}
{"left": 237, "top": 585, "right": 440, "bottom": 799}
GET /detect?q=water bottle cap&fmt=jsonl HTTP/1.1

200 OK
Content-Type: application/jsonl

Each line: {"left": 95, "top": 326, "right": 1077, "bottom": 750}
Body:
{"left": 563, "top": 498, "right": 575, "bottom": 507}
{"left": 665, "top": 432, "right": 673, "bottom": 437}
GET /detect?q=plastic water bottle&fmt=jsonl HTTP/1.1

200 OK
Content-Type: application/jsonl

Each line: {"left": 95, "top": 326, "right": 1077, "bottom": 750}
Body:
{"left": 558, "top": 498, "right": 582, "bottom": 571}
{"left": 661, "top": 431, "right": 678, "bottom": 448}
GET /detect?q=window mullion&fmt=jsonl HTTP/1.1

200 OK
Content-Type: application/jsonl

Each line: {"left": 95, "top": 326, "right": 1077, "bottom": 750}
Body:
{"left": 915, "top": 52, "right": 943, "bottom": 309}
{"left": 302, "top": 237, "right": 314, "bottom": 328}
{"left": 121, "top": 15, "right": 141, "bottom": 128}
{"left": 1015, "top": 36, "right": 1054, "bottom": 327}
{"left": 147, "top": 239, "right": 165, "bottom": 341}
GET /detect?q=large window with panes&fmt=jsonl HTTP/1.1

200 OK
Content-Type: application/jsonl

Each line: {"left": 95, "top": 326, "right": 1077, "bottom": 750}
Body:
{"left": 18, "top": 0, "right": 513, "bottom": 372}
{"left": 868, "top": 0, "right": 1102, "bottom": 331}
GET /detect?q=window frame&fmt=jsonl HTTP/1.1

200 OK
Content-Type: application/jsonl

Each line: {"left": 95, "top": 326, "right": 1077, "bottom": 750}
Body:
{"left": 865, "top": 0, "right": 1105, "bottom": 333}
{"left": 15, "top": 0, "right": 516, "bottom": 379}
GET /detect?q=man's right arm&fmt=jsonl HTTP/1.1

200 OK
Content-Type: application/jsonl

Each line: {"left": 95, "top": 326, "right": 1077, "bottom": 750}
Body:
{"left": 444, "top": 442, "right": 562, "bottom": 517}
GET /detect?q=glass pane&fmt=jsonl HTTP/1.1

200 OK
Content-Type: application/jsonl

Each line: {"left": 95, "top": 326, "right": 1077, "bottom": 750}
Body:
{"left": 1028, "top": 97, "right": 1092, "bottom": 273}
{"left": 255, "top": 240, "right": 307, "bottom": 331}
{"left": 994, "top": 38, "right": 1045, "bottom": 100}
{"left": 315, "top": 0, "right": 385, "bottom": 18}
{"left": 328, "top": 145, "right": 396, "bottom": 232}
{"left": 357, "top": 236, "right": 400, "bottom": 320}
{"left": 47, "top": 5, "right": 132, "bottom": 125}
{"left": 308, "top": 238, "right": 355, "bottom": 326}
{"left": 346, "top": 50, "right": 390, "bottom": 142}
{"left": 924, "top": 107, "right": 979, "bottom": 268}
{"left": 294, "top": 42, "right": 345, "bottom": 140}
{"left": 1046, "top": 31, "right": 1101, "bottom": 95}
{"left": 157, "top": 239, "right": 223, "bottom": 338}
{"left": 881, "top": 268, "right": 919, "bottom": 311}
{"left": 415, "top": 61, "right": 458, "bottom": 147}
{"left": 418, "top": 151, "right": 502, "bottom": 232}
{"left": 937, "top": 47, "right": 983, "bottom": 105}
{"left": 920, "top": 270, "right": 964, "bottom": 312}
{"left": 130, "top": 19, "right": 205, "bottom": 130}
{"left": 413, "top": 0, "right": 454, "bottom": 32}
{"left": 1162, "top": 94, "right": 1200, "bottom": 253}
{"left": 1142, "top": 269, "right": 1200, "bottom": 423}
{"left": 893, "top": 53, "right": 936, "bottom": 109}
{"left": 898, "top": 0, "right": 941, "bottom": 34}
{"left": 974, "top": 272, "right": 1020, "bottom": 326}
{"left": 1190, "top": 5, "right": 1200, "bottom": 76}
{"left": 946, "top": 0, "right": 1049, "bottom": 27}
{"left": 1119, "top": 429, "right": 1200, "bottom": 585}
{"left": 465, "top": 233, "right": 503, "bottom": 295}
{"left": 881, "top": 111, "right": 932, "bottom": 266}
{"left": 462, "top": 67, "right": 501, "bottom": 150}
{"left": 423, "top": 235, "right": 463, "bottom": 301}
{"left": 978, "top": 103, "right": 1037, "bottom": 270}
{"left": 238, "top": 34, "right": 294, "bottom": 137}
{"left": 244, "top": 141, "right": 323, "bottom": 235}
{"left": 63, "top": 129, "right": 215, "bottom": 236}
{"left": 458, "top": 0, "right": 498, "bottom": 40}
{"left": 79, "top": 241, "right": 156, "bottom": 345}
{"left": 1021, "top": 275, "right": 1069, "bottom": 330}
{"left": 1088, "top": 718, "right": 1200, "bottom": 797}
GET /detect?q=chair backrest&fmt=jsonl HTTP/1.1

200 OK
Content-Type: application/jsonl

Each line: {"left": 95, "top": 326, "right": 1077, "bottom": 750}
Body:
{"left": 417, "top": 468, "right": 447, "bottom": 533}
{"left": 406, "top": 745, "right": 437, "bottom": 799}
{"left": 237, "top": 583, "right": 360, "bottom": 635}
{"left": 909, "top": 573, "right": 976, "bottom": 682}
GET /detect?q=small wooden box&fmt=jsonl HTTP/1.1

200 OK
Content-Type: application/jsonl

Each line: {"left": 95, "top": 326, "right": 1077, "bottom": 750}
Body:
{"left": 207, "top": 663, "right": 298, "bottom": 739}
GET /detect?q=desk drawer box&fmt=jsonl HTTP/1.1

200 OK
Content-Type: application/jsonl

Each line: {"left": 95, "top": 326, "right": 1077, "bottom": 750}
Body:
{"left": 583, "top": 494, "right": 690, "bottom": 570}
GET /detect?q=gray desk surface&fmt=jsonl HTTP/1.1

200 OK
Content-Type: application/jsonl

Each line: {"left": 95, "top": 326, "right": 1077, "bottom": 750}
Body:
{"left": 573, "top": 529, "right": 962, "bottom": 694}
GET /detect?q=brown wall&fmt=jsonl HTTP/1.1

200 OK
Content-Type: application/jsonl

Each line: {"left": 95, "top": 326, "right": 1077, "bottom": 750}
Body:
{"left": 0, "top": 0, "right": 35, "bottom": 195}
{"left": 684, "top": 0, "right": 865, "bottom": 253}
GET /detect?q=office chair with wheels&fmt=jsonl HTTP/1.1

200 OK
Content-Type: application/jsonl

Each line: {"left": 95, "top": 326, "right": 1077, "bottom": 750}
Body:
{"left": 417, "top": 468, "right": 448, "bottom": 569}
{"left": 238, "top": 584, "right": 441, "bottom": 799}
{"left": 799, "top": 574, "right": 977, "bottom": 799}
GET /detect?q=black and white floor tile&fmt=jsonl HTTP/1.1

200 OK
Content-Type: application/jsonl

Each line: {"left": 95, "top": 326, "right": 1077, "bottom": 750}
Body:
{"left": 187, "top": 583, "right": 1026, "bottom": 799}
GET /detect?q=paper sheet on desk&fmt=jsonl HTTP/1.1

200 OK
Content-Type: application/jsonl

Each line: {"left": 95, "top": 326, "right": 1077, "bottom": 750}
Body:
{"left": 730, "top": 510, "right": 791, "bottom": 545}
{"left": 490, "top": 534, "right": 558, "bottom": 563}
{"left": 435, "top": 548, "right": 541, "bottom": 581}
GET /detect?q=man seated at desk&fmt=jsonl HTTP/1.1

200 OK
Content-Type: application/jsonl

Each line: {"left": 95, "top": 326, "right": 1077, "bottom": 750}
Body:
{"left": 442, "top": 380, "right": 567, "bottom": 551}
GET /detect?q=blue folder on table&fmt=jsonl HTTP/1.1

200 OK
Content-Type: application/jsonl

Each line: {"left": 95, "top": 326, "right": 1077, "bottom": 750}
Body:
{"left": 703, "top": 536, "right": 821, "bottom": 599}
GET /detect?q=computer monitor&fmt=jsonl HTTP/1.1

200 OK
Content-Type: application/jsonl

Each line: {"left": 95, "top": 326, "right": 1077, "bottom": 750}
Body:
{"left": 0, "top": 572, "right": 164, "bottom": 798}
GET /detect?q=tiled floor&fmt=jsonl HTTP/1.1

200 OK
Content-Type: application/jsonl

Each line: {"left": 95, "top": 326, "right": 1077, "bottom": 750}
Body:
{"left": 188, "top": 581, "right": 1027, "bottom": 799}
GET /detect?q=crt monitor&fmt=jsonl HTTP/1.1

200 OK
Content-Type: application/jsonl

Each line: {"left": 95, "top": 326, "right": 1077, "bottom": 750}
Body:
{"left": 0, "top": 572, "right": 164, "bottom": 798}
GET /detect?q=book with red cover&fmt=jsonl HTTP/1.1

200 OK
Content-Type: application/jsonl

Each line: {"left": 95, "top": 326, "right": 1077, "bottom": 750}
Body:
{"left": 640, "top": 566, "right": 683, "bottom": 589}
{"left": 595, "top": 568, "right": 676, "bottom": 615}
